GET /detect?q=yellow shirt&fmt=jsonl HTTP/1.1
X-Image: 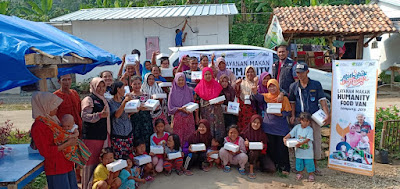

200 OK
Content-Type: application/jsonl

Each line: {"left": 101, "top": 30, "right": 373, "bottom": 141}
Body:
{"left": 92, "top": 163, "right": 109, "bottom": 189}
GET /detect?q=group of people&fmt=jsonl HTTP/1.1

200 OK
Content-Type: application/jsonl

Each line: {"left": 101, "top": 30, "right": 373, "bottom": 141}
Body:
{"left": 30, "top": 45, "right": 330, "bottom": 189}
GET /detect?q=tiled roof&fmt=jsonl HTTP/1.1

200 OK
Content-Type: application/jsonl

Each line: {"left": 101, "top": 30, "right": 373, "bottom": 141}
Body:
{"left": 273, "top": 4, "right": 397, "bottom": 36}
{"left": 50, "top": 4, "right": 238, "bottom": 22}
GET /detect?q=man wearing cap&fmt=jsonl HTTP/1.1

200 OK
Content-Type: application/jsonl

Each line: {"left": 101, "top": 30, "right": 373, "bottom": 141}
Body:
{"left": 272, "top": 45, "right": 297, "bottom": 94}
{"left": 288, "top": 62, "right": 330, "bottom": 175}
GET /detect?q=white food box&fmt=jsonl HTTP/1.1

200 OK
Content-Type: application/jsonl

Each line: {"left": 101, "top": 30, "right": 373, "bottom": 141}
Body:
{"left": 285, "top": 138, "right": 299, "bottom": 148}
{"left": 191, "top": 71, "right": 202, "bottom": 81}
{"left": 224, "top": 142, "right": 239, "bottom": 153}
{"left": 158, "top": 82, "right": 172, "bottom": 88}
{"left": 226, "top": 101, "right": 240, "bottom": 115}
{"left": 249, "top": 142, "right": 263, "bottom": 150}
{"left": 267, "top": 103, "right": 282, "bottom": 109}
{"left": 144, "top": 99, "right": 160, "bottom": 111}
{"left": 167, "top": 152, "right": 182, "bottom": 160}
{"left": 210, "top": 153, "right": 219, "bottom": 159}
{"left": 124, "top": 86, "right": 131, "bottom": 95}
{"left": 266, "top": 108, "right": 281, "bottom": 114}
{"left": 182, "top": 102, "right": 199, "bottom": 112}
{"left": 125, "top": 99, "right": 140, "bottom": 113}
{"left": 67, "top": 124, "right": 78, "bottom": 133}
{"left": 152, "top": 93, "right": 167, "bottom": 99}
{"left": 150, "top": 145, "right": 164, "bottom": 154}
{"left": 244, "top": 95, "right": 250, "bottom": 100}
{"left": 161, "top": 68, "right": 173, "bottom": 77}
{"left": 209, "top": 95, "right": 226, "bottom": 105}
{"left": 190, "top": 143, "right": 206, "bottom": 152}
{"left": 244, "top": 99, "right": 252, "bottom": 105}
{"left": 312, "top": 109, "right": 327, "bottom": 126}
{"left": 134, "top": 155, "right": 152, "bottom": 166}
{"left": 125, "top": 54, "right": 139, "bottom": 65}
{"left": 106, "top": 159, "right": 128, "bottom": 172}
{"left": 156, "top": 53, "right": 169, "bottom": 60}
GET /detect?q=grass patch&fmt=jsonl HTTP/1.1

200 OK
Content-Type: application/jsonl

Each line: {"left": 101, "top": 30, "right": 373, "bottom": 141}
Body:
{"left": 275, "top": 171, "right": 289, "bottom": 178}
{"left": 22, "top": 172, "right": 47, "bottom": 189}
{"left": 0, "top": 103, "right": 31, "bottom": 111}
{"left": 317, "top": 157, "right": 328, "bottom": 169}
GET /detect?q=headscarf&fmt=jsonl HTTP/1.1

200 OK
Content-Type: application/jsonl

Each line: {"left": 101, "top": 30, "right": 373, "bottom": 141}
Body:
{"left": 219, "top": 74, "right": 235, "bottom": 103}
{"left": 241, "top": 114, "right": 268, "bottom": 143}
{"left": 258, "top": 72, "right": 271, "bottom": 94}
{"left": 239, "top": 66, "right": 257, "bottom": 101}
{"left": 141, "top": 73, "right": 165, "bottom": 95}
{"left": 216, "top": 57, "right": 233, "bottom": 81}
{"left": 188, "top": 119, "right": 212, "bottom": 147}
{"left": 262, "top": 79, "right": 292, "bottom": 112}
{"left": 141, "top": 60, "right": 152, "bottom": 81}
{"left": 194, "top": 67, "right": 223, "bottom": 101}
{"left": 32, "top": 91, "right": 63, "bottom": 124}
{"left": 168, "top": 73, "right": 194, "bottom": 115}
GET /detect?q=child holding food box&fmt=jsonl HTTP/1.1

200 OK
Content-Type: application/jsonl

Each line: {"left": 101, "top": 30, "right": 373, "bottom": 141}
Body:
{"left": 219, "top": 125, "right": 248, "bottom": 175}
{"left": 149, "top": 119, "right": 170, "bottom": 173}
{"left": 92, "top": 147, "right": 121, "bottom": 189}
{"left": 185, "top": 119, "right": 212, "bottom": 172}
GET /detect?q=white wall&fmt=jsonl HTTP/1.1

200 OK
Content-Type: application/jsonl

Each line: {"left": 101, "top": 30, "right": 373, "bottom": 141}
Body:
{"left": 70, "top": 16, "right": 230, "bottom": 82}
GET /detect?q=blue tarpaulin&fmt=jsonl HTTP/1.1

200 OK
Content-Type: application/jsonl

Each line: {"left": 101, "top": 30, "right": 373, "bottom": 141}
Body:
{"left": 0, "top": 14, "right": 121, "bottom": 92}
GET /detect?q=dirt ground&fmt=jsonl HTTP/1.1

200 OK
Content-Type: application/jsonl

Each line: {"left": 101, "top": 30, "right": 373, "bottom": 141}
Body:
{"left": 1, "top": 89, "right": 400, "bottom": 188}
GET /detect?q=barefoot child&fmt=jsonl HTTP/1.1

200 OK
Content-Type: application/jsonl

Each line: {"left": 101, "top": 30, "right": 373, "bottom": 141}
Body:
{"left": 283, "top": 112, "right": 315, "bottom": 182}
{"left": 150, "top": 119, "right": 170, "bottom": 173}
{"left": 118, "top": 155, "right": 145, "bottom": 189}
{"left": 92, "top": 147, "right": 122, "bottom": 189}
{"left": 219, "top": 125, "right": 248, "bottom": 175}
{"left": 130, "top": 140, "right": 154, "bottom": 182}
{"left": 163, "top": 134, "right": 188, "bottom": 176}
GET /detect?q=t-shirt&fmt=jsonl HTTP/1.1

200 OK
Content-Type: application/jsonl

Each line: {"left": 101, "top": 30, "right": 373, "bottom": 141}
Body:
{"left": 175, "top": 31, "right": 183, "bottom": 46}
{"left": 150, "top": 132, "right": 169, "bottom": 146}
{"left": 108, "top": 98, "right": 133, "bottom": 137}
{"left": 92, "top": 163, "right": 109, "bottom": 188}
{"left": 289, "top": 124, "right": 314, "bottom": 159}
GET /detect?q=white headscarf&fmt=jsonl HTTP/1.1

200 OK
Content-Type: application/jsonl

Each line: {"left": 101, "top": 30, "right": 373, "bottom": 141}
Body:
{"left": 240, "top": 66, "right": 257, "bottom": 101}
{"left": 140, "top": 73, "right": 165, "bottom": 96}
{"left": 31, "top": 92, "right": 63, "bottom": 124}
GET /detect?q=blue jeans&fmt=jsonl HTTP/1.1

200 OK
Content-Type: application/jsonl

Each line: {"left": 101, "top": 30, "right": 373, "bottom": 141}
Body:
{"left": 295, "top": 158, "right": 315, "bottom": 173}
{"left": 46, "top": 170, "right": 78, "bottom": 189}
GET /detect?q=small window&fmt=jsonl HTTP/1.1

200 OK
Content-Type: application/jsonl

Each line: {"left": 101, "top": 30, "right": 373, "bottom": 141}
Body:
{"left": 372, "top": 41, "right": 378, "bottom": 49}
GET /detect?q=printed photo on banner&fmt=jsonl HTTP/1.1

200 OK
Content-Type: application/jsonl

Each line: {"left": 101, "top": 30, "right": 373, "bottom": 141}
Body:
{"left": 328, "top": 60, "right": 378, "bottom": 176}
{"left": 178, "top": 50, "right": 273, "bottom": 78}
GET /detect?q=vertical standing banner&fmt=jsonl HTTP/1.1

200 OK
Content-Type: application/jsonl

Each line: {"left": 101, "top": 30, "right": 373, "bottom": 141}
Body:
{"left": 328, "top": 60, "right": 378, "bottom": 176}
{"left": 178, "top": 50, "right": 273, "bottom": 79}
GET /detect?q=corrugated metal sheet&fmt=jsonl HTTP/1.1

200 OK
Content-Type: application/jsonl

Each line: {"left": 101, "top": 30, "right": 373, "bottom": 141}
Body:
{"left": 50, "top": 4, "right": 238, "bottom": 22}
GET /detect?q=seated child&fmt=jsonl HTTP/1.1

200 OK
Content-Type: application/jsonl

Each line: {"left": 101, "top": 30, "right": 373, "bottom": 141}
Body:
{"left": 185, "top": 119, "right": 212, "bottom": 173}
{"left": 206, "top": 138, "right": 222, "bottom": 169}
{"left": 242, "top": 115, "right": 269, "bottom": 179}
{"left": 149, "top": 119, "right": 169, "bottom": 173}
{"left": 92, "top": 147, "right": 122, "bottom": 189}
{"left": 357, "top": 128, "right": 370, "bottom": 152}
{"left": 283, "top": 112, "right": 315, "bottom": 182}
{"left": 118, "top": 155, "right": 146, "bottom": 189}
{"left": 163, "top": 134, "right": 188, "bottom": 176}
{"left": 130, "top": 140, "right": 154, "bottom": 182}
{"left": 219, "top": 125, "right": 248, "bottom": 175}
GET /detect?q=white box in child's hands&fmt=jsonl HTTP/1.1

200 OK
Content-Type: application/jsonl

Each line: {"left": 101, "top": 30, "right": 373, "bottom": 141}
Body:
{"left": 191, "top": 71, "right": 202, "bottom": 81}
{"left": 244, "top": 99, "right": 251, "bottom": 105}
{"left": 267, "top": 103, "right": 282, "bottom": 109}
{"left": 190, "top": 143, "right": 206, "bottom": 152}
{"left": 249, "top": 142, "right": 263, "bottom": 150}
{"left": 152, "top": 93, "right": 167, "bottom": 99}
{"left": 125, "top": 100, "right": 140, "bottom": 113}
{"left": 167, "top": 152, "right": 182, "bottom": 160}
{"left": 226, "top": 101, "right": 240, "bottom": 115}
{"left": 210, "top": 153, "right": 218, "bottom": 159}
{"left": 266, "top": 108, "right": 281, "bottom": 114}
{"left": 209, "top": 95, "right": 226, "bottom": 105}
{"left": 158, "top": 82, "right": 172, "bottom": 88}
{"left": 134, "top": 155, "right": 152, "bottom": 166}
{"left": 224, "top": 142, "right": 239, "bottom": 153}
{"left": 150, "top": 145, "right": 164, "bottom": 154}
{"left": 144, "top": 99, "right": 160, "bottom": 111}
{"left": 106, "top": 159, "right": 128, "bottom": 172}
{"left": 244, "top": 95, "right": 250, "bottom": 100}
{"left": 161, "top": 68, "right": 173, "bottom": 77}
{"left": 312, "top": 109, "right": 327, "bottom": 126}
{"left": 182, "top": 102, "right": 199, "bottom": 112}
{"left": 125, "top": 54, "right": 139, "bottom": 64}
{"left": 285, "top": 138, "right": 299, "bottom": 148}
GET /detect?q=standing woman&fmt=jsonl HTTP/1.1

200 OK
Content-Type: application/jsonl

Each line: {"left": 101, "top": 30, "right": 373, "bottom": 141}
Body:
{"left": 99, "top": 70, "right": 114, "bottom": 92}
{"left": 130, "top": 76, "right": 154, "bottom": 152}
{"left": 219, "top": 74, "right": 238, "bottom": 129}
{"left": 141, "top": 60, "right": 152, "bottom": 81}
{"left": 108, "top": 81, "right": 134, "bottom": 159}
{"left": 254, "top": 72, "right": 272, "bottom": 116}
{"left": 235, "top": 66, "right": 258, "bottom": 131}
{"left": 194, "top": 67, "right": 225, "bottom": 141}
{"left": 168, "top": 72, "right": 196, "bottom": 145}
{"left": 81, "top": 77, "right": 110, "bottom": 189}
{"left": 215, "top": 57, "right": 236, "bottom": 85}
{"left": 31, "top": 92, "right": 78, "bottom": 189}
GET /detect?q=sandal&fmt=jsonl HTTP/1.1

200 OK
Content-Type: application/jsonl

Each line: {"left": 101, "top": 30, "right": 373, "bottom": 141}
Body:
{"left": 308, "top": 174, "right": 315, "bottom": 182}
{"left": 238, "top": 168, "right": 246, "bottom": 175}
{"left": 184, "top": 170, "right": 194, "bottom": 176}
{"left": 296, "top": 173, "right": 303, "bottom": 181}
{"left": 145, "top": 175, "right": 154, "bottom": 182}
{"left": 202, "top": 166, "right": 210, "bottom": 172}
{"left": 247, "top": 173, "right": 256, "bottom": 179}
{"left": 164, "top": 170, "right": 172, "bottom": 176}
{"left": 314, "top": 169, "right": 323, "bottom": 176}
{"left": 223, "top": 166, "right": 231, "bottom": 173}
{"left": 176, "top": 169, "right": 183, "bottom": 176}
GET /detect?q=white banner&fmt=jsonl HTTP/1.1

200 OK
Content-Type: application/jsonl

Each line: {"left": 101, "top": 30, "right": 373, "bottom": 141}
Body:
{"left": 328, "top": 60, "right": 378, "bottom": 176}
{"left": 178, "top": 50, "right": 273, "bottom": 79}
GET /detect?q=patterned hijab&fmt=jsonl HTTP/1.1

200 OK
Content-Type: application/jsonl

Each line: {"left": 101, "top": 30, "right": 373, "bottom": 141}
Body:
{"left": 194, "top": 67, "right": 223, "bottom": 101}
{"left": 168, "top": 73, "right": 194, "bottom": 115}
{"left": 188, "top": 119, "right": 212, "bottom": 147}
{"left": 241, "top": 114, "right": 268, "bottom": 143}
{"left": 216, "top": 57, "right": 233, "bottom": 81}
{"left": 31, "top": 91, "right": 63, "bottom": 124}
{"left": 219, "top": 74, "right": 235, "bottom": 103}
{"left": 258, "top": 72, "right": 271, "bottom": 94}
{"left": 239, "top": 66, "right": 257, "bottom": 101}
{"left": 141, "top": 73, "right": 165, "bottom": 95}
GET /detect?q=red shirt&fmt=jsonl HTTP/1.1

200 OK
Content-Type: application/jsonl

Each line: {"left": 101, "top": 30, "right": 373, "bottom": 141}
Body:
{"left": 31, "top": 119, "right": 74, "bottom": 176}
{"left": 54, "top": 89, "right": 82, "bottom": 133}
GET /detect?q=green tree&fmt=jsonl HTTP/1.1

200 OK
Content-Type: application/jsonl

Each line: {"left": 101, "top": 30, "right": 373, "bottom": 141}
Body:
{"left": 19, "top": 0, "right": 56, "bottom": 21}
{"left": 0, "top": 0, "right": 10, "bottom": 15}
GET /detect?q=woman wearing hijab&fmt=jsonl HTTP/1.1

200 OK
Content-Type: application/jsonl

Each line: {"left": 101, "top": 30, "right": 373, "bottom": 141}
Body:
{"left": 215, "top": 57, "right": 236, "bottom": 85}
{"left": 31, "top": 92, "right": 79, "bottom": 189}
{"left": 235, "top": 66, "right": 258, "bottom": 131}
{"left": 254, "top": 72, "right": 272, "bottom": 116}
{"left": 81, "top": 77, "right": 110, "bottom": 189}
{"left": 251, "top": 79, "right": 292, "bottom": 175}
{"left": 168, "top": 72, "right": 195, "bottom": 145}
{"left": 219, "top": 74, "right": 238, "bottom": 129}
{"left": 194, "top": 67, "right": 225, "bottom": 141}
{"left": 141, "top": 60, "right": 152, "bottom": 81}
{"left": 186, "top": 119, "right": 213, "bottom": 172}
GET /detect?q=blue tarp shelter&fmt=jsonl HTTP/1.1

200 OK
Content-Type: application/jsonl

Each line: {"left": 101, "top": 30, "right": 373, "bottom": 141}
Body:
{"left": 0, "top": 14, "right": 121, "bottom": 92}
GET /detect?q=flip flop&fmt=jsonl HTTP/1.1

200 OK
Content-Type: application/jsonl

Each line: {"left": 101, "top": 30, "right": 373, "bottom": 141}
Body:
{"left": 202, "top": 166, "right": 210, "bottom": 172}
{"left": 247, "top": 173, "right": 256, "bottom": 179}
{"left": 314, "top": 169, "right": 323, "bottom": 176}
{"left": 223, "top": 166, "right": 231, "bottom": 173}
{"left": 176, "top": 169, "right": 183, "bottom": 176}
{"left": 296, "top": 173, "right": 303, "bottom": 181}
{"left": 184, "top": 170, "right": 193, "bottom": 176}
{"left": 308, "top": 174, "right": 315, "bottom": 182}
{"left": 238, "top": 168, "right": 246, "bottom": 175}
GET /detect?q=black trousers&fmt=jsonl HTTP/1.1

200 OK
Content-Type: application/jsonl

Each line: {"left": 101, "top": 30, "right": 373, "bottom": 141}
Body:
{"left": 267, "top": 133, "right": 290, "bottom": 172}
{"left": 186, "top": 151, "right": 207, "bottom": 170}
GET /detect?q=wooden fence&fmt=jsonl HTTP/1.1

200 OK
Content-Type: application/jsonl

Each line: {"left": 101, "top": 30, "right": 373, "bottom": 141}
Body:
{"left": 379, "top": 120, "right": 400, "bottom": 152}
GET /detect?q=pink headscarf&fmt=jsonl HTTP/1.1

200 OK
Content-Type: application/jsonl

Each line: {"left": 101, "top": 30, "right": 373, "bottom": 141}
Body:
{"left": 168, "top": 73, "right": 194, "bottom": 115}
{"left": 194, "top": 67, "right": 223, "bottom": 101}
{"left": 216, "top": 57, "right": 233, "bottom": 81}
{"left": 31, "top": 92, "right": 63, "bottom": 124}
